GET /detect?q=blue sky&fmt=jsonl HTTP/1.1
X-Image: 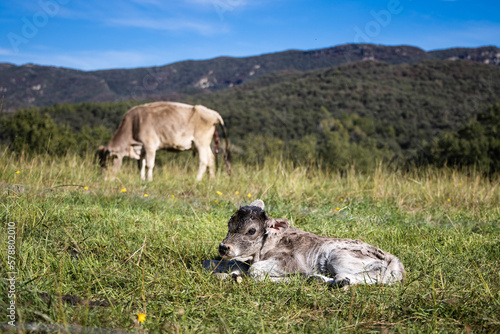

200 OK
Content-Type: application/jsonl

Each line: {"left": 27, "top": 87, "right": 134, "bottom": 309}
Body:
{"left": 1, "top": 0, "right": 499, "bottom": 71}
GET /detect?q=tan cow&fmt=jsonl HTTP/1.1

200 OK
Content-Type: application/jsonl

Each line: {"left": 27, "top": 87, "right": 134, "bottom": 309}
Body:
{"left": 96, "top": 102, "right": 230, "bottom": 181}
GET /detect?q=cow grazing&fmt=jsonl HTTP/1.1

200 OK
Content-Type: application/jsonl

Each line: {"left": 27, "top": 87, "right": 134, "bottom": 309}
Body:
{"left": 96, "top": 102, "right": 230, "bottom": 181}
{"left": 217, "top": 200, "right": 405, "bottom": 287}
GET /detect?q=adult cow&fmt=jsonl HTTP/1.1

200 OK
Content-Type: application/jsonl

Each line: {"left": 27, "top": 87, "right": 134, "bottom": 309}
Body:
{"left": 96, "top": 102, "right": 230, "bottom": 181}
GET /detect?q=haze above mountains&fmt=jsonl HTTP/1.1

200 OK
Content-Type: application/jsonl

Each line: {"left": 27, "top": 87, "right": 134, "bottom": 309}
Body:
{"left": 1, "top": 43, "right": 499, "bottom": 112}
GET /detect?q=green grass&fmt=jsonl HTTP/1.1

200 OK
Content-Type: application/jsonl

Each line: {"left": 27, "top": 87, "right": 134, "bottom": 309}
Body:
{"left": 1, "top": 150, "right": 499, "bottom": 333}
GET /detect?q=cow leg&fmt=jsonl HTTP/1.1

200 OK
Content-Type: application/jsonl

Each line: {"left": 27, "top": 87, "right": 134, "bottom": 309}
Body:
{"left": 140, "top": 158, "right": 146, "bottom": 180}
{"left": 144, "top": 149, "right": 156, "bottom": 181}
{"left": 109, "top": 155, "right": 123, "bottom": 181}
{"left": 207, "top": 149, "right": 216, "bottom": 179}
{"left": 195, "top": 146, "right": 210, "bottom": 181}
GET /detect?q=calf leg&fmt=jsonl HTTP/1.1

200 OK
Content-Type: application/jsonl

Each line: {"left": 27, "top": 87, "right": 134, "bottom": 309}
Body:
{"left": 327, "top": 260, "right": 390, "bottom": 287}
{"left": 331, "top": 272, "right": 379, "bottom": 287}
{"left": 249, "top": 259, "right": 289, "bottom": 282}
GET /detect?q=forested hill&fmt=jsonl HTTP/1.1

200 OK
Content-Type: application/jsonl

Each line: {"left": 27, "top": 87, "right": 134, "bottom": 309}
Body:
{"left": 1, "top": 44, "right": 499, "bottom": 111}
{"left": 185, "top": 60, "right": 500, "bottom": 160}
{"left": 2, "top": 58, "right": 498, "bottom": 172}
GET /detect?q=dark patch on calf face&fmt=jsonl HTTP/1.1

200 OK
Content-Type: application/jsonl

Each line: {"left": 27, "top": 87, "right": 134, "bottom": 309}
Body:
{"left": 231, "top": 206, "right": 267, "bottom": 231}
{"left": 221, "top": 205, "right": 269, "bottom": 259}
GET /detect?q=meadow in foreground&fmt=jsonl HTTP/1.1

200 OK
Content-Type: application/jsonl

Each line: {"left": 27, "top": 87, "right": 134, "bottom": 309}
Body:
{"left": 0, "top": 150, "right": 499, "bottom": 333}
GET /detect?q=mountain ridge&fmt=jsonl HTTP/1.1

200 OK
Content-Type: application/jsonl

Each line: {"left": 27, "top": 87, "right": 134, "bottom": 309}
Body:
{"left": 1, "top": 44, "right": 499, "bottom": 112}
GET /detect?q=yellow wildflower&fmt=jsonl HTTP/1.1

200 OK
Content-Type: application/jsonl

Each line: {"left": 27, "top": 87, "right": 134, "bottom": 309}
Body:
{"left": 247, "top": 193, "right": 252, "bottom": 198}
{"left": 84, "top": 186, "right": 88, "bottom": 190}
{"left": 235, "top": 191, "right": 239, "bottom": 194}
{"left": 137, "top": 313, "right": 147, "bottom": 323}
{"left": 171, "top": 194, "right": 175, "bottom": 198}
{"left": 215, "top": 200, "right": 218, "bottom": 203}
{"left": 144, "top": 194, "right": 148, "bottom": 197}
{"left": 121, "top": 188, "right": 127, "bottom": 192}
{"left": 216, "top": 191, "right": 222, "bottom": 196}
{"left": 447, "top": 198, "right": 450, "bottom": 202}
{"left": 15, "top": 171, "right": 20, "bottom": 174}
{"left": 336, "top": 207, "right": 340, "bottom": 211}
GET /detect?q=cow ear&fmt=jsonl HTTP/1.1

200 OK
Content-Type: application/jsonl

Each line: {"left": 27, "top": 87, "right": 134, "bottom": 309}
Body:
{"left": 249, "top": 199, "right": 265, "bottom": 210}
{"left": 265, "top": 218, "right": 289, "bottom": 236}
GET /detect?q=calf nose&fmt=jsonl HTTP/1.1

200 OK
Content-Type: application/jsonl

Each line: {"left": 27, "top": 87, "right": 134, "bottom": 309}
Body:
{"left": 219, "top": 243, "right": 230, "bottom": 256}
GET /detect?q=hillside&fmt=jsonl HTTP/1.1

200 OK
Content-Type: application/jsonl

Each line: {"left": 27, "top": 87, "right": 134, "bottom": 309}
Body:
{"left": 2, "top": 59, "right": 499, "bottom": 172}
{"left": 187, "top": 60, "right": 500, "bottom": 160}
{"left": 0, "top": 44, "right": 499, "bottom": 112}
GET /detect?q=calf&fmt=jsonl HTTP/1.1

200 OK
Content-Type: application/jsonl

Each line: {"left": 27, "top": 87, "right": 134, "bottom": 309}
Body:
{"left": 218, "top": 200, "right": 405, "bottom": 287}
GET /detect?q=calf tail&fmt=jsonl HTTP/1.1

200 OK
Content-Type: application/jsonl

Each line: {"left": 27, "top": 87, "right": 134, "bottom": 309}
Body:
{"left": 382, "top": 254, "right": 405, "bottom": 285}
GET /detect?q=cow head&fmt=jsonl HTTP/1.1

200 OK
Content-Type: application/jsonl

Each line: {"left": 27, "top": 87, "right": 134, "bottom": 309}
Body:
{"left": 95, "top": 145, "right": 122, "bottom": 180}
{"left": 96, "top": 146, "right": 110, "bottom": 169}
{"left": 219, "top": 200, "right": 290, "bottom": 262}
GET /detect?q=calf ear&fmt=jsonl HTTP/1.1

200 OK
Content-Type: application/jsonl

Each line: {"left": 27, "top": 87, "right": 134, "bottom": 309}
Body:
{"left": 249, "top": 199, "right": 265, "bottom": 210}
{"left": 266, "top": 218, "right": 289, "bottom": 236}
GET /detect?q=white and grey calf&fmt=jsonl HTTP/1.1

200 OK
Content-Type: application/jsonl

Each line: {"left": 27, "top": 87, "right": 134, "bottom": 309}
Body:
{"left": 218, "top": 200, "right": 405, "bottom": 287}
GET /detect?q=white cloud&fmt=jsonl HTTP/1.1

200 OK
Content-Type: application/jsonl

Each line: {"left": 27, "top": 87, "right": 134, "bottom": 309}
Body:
{"left": 108, "top": 17, "right": 220, "bottom": 35}
{"left": 404, "top": 21, "right": 500, "bottom": 51}
{"left": 181, "top": 0, "right": 247, "bottom": 18}
{"left": 0, "top": 49, "right": 169, "bottom": 71}
{"left": 184, "top": 0, "right": 246, "bottom": 7}
{"left": 131, "top": 0, "right": 162, "bottom": 5}
{"left": 0, "top": 48, "right": 15, "bottom": 56}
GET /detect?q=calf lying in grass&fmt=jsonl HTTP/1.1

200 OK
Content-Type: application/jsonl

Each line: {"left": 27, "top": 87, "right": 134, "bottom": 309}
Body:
{"left": 208, "top": 200, "right": 405, "bottom": 287}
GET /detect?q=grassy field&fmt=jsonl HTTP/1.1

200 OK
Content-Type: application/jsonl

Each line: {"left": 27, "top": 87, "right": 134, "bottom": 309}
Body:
{"left": 1, "top": 150, "right": 499, "bottom": 333}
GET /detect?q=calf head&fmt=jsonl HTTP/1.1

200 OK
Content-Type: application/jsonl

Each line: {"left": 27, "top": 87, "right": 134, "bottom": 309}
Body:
{"left": 219, "top": 200, "right": 290, "bottom": 262}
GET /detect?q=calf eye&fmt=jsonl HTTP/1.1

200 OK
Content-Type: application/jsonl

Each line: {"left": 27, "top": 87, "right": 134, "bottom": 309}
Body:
{"left": 247, "top": 228, "right": 256, "bottom": 235}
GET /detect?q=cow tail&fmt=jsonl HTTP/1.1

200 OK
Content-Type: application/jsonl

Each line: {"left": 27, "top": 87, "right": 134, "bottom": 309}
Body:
{"left": 217, "top": 118, "right": 231, "bottom": 176}
{"left": 213, "top": 130, "right": 220, "bottom": 170}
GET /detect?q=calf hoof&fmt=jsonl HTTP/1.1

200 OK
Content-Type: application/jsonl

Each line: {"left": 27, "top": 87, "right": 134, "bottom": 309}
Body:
{"left": 331, "top": 276, "right": 351, "bottom": 289}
